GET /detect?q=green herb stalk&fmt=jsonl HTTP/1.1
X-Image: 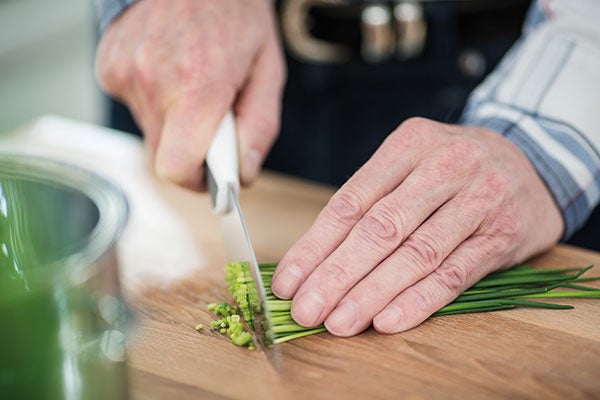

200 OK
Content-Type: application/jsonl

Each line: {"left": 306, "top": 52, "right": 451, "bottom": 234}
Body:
{"left": 201, "top": 263, "right": 600, "bottom": 349}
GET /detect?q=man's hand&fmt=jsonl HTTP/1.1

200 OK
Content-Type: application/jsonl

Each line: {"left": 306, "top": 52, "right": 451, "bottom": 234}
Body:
{"left": 271, "top": 117, "right": 564, "bottom": 336}
{"left": 96, "top": 0, "right": 285, "bottom": 190}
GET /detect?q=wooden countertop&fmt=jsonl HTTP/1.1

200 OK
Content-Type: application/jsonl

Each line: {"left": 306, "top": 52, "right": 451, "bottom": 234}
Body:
{"left": 3, "top": 116, "right": 600, "bottom": 400}
{"left": 126, "top": 173, "right": 600, "bottom": 400}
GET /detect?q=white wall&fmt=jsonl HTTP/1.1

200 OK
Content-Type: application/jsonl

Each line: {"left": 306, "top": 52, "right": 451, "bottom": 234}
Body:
{"left": 0, "top": 0, "right": 106, "bottom": 133}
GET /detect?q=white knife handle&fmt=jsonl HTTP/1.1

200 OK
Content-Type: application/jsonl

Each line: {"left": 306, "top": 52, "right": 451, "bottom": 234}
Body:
{"left": 206, "top": 111, "right": 240, "bottom": 214}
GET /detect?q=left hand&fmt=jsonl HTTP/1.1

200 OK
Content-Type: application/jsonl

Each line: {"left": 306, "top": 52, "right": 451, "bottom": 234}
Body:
{"left": 270, "top": 117, "right": 563, "bottom": 336}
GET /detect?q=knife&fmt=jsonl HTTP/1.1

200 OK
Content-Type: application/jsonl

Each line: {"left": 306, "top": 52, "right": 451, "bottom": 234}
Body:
{"left": 205, "top": 111, "right": 281, "bottom": 369}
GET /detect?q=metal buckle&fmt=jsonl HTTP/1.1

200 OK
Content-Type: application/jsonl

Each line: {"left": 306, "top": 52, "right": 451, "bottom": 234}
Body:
{"left": 280, "top": 0, "right": 427, "bottom": 64}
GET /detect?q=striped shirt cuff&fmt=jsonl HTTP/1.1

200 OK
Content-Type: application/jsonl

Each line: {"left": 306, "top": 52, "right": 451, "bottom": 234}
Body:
{"left": 94, "top": 0, "right": 138, "bottom": 33}
{"left": 461, "top": 106, "right": 600, "bottom": 240}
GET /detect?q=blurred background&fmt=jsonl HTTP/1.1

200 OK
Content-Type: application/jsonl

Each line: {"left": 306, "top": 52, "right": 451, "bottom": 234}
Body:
{"left": 0, "top": 0, "right": 104, "bottom": 133}
{"left": 0, "top": 0, "right": 597, "bottom": 250}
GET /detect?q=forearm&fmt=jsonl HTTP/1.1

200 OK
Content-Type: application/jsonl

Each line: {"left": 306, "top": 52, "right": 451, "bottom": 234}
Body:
{"left": 461, "top": 0, "right": 600, "bottom": 239}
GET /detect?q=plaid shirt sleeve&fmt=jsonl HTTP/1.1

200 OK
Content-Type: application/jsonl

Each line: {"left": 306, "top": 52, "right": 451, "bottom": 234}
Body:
{"left": 94, "top": 0, "right": 138, "bottom": 33}
{"left": 460, "top": 0, "right": 600, "bottom": 239}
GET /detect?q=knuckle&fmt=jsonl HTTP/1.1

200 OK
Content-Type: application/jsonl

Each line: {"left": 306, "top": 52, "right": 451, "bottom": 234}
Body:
{"left": 360, "top": 204, "right": 403, "bottom": 248}
{"left": 449, "top": 137, "right": 484, "bottom": 164}
{"left": 295, "top": 238, "right": 324, "bottom": 264}
{"left": 474, "top": 234, "right": 510, "bottom": 264}
{"left": 403, "top": 256, "right": 434, "bottom": 280}
{"left": 402, "top": 232, "right": 444, "bottom": 269}
{"left": 326, "top": 189, "right": 366, "bottom": 228}
{"left": 488, "top": 208, "right": 521, "bottom": 243}
{"left": 461, "top": 135, "right": 484, "bottom": 156}
{"left": 363, "top": 280, "right": 391, "bottom": 304}
{"left": 386, "top": 117, "right": 439, "bottom": 151}
{"left": 321, "top": 262, "right": 352, "bottom": 293}
{"left": 398, "top": 117, "right": 435, "bottom": 139}
{"left": 132, "top": 45, "right": 156, "bottom": 93}
{"left": 483, "top": 169, "right": 514, "bottom": 196}
{"left": 399, "top": 117, "right": 434, "bottom": 135}
{"left": 409, "top": 287, "right": 433, "bottom": 314}
{"left": 176, "top": 58, "right": 198, "bottom": 84}
{"left": 437, "top": 137, "right": 484, "bottom": 176}
{"left": 176, "top": 47, "right": 207, "bottom": 84}
{"left": 434, "top": 262, "right": 469, "bottom": 293}
{"left": 96, "top": 53, "right": 128, "bottom": 94}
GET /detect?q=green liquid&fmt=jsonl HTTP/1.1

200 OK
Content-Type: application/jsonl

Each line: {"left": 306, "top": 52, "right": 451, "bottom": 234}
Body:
{"left": 0, "top": 177, "right": 129, "bottom": 399}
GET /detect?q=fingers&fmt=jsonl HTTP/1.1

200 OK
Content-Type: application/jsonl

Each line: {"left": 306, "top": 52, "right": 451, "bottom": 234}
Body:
{"left": 322, "top": 195, "right": 484, "bottom": 336}
{"left": 155, "top": 38, "right": 284, "bottom": 191}
{"left": 235, "top": 36, "right": 286, "bottom": 185}
{"left": 270, "top": 121, "right": 435, "bottom": 299}
{"left": 95, "top": 0, "right": 283, "bottom": 192}
{"left": 154, "top": 84, "right": 236, "bottom": 191}
{"left": 281, "top": 156, "right": 474, "bottom": 328}
{"left": 268, "top": 119, "right": 564, "bottom": 338}
{"left": 372, "top": 233, "right": 504, "bottom": 334}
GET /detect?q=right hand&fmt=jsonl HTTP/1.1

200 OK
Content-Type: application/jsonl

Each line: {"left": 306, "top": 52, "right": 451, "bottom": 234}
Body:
{"left": 95, "top": 0, "right": 286, "bottom": 190}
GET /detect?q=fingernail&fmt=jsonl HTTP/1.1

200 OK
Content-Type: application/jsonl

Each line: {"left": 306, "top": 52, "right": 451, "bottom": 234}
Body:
{"left": 373, "top": 305, "right": 403, "bottom": 333}
{"left": 241, "top": 149, "right": 261, "bottom": 183}
{"left": 324, "top": 300, "right": 358, "bottom": 336}
{"left": 292, "top": 291, "right": 324, "bottom": 327}
{"left": 271, "top": 264, "right": 302, "bottom": 299}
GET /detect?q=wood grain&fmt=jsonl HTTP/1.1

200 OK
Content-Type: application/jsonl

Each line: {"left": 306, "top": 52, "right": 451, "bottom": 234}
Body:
{"left": 123, "top": 172, "right": 600, "bottom": 400}
{"left": 6, "top": 117, "right": 597, "bottom": 399}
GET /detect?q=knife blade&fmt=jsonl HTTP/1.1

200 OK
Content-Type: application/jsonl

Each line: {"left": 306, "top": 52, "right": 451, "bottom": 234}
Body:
{"left": 205, "top": 112, "right": 281, "bottom": 369}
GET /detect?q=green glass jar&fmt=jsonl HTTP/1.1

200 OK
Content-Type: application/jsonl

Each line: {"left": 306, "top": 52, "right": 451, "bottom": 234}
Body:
{"left": 0, "top": 153, "right": 130, "bottom": 399}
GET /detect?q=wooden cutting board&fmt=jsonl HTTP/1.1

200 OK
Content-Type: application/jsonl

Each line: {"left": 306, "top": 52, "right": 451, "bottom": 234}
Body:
{"left": 4, "top": 116, "right": 599, "bottom": 400}
{"left": 124, "top": 173, "right": 600, "bottom": 400}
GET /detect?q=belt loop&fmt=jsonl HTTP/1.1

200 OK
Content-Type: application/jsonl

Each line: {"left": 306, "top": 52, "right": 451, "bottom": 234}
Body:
{"left": 280, "top": 0, "right": 428, "bottom": 64}
{"left": 281, "top": 0, "right": 351, "bottom": 64}
{"left": 360, "top": 3, "right": 395, "bottom": 63}
{"left": 393, "top": 1, "right": 427, "bottom": 59}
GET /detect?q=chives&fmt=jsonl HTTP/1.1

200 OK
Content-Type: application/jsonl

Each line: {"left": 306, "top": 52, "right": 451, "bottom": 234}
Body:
{"left": 199, "top": 263, "right": 600, "bottom": 348}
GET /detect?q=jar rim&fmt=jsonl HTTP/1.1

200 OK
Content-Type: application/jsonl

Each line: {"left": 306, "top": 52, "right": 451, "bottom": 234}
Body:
{"left": 0, "top": 152, "right": 129, "bottom": 285}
